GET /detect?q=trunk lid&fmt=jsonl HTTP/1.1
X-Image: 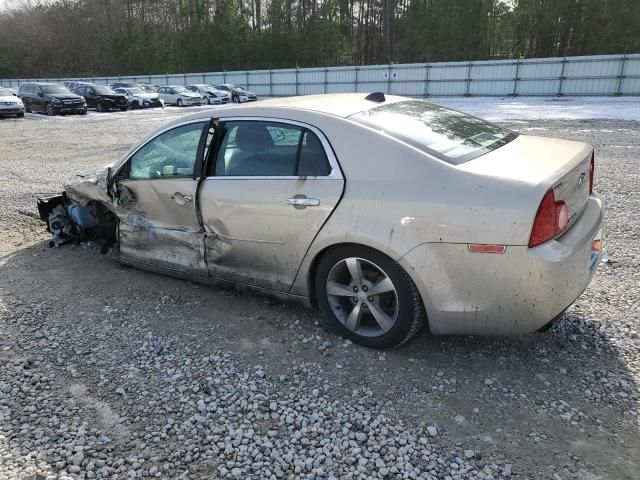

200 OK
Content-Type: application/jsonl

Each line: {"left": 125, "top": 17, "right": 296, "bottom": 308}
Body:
{"left": 460, "top": 134, "right": 593, "bottom": 229}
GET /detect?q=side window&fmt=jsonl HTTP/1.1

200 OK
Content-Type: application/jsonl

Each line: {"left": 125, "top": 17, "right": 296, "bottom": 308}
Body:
{"left": 129, "top": 122, "right": 207, "bottom": 180}
{"left": 298, "top": 130, "right": 331, "bottom": 176}
{"left": 214, "top": 121, "right": 331, "bottom": 177}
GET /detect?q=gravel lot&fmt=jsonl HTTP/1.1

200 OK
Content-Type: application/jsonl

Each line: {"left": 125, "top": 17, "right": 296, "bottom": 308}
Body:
{"left": 0, "top": 104, "right": 638, "bottom": 480}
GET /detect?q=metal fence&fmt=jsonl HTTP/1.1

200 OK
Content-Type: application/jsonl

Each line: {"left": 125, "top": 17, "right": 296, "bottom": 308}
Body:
{"left": 2, "top": 53, "right": 639, "bottom": 97}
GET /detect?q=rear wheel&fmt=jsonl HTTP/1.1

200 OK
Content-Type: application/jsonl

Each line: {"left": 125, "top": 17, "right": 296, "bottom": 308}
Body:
{"left": 315, "top": 245, "right": 424, "bottom": 349}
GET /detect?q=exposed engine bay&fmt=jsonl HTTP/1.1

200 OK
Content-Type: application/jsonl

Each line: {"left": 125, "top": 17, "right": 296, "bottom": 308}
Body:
{"left": 37, "top": 193, "right": 118, "bottom": 253}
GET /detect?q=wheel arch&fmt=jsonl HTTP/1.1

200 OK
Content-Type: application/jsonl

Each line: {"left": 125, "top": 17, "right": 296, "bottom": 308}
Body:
{"left": 304, "top": 241, "right": 429, "bottom": 326}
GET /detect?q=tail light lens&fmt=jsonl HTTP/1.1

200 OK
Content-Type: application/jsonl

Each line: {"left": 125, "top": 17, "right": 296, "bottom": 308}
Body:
{"left": 528, "top": 189, "right": 570, "bottom": 248}
{"left": 589, "top": 151, "right": 595, "bottom": 194}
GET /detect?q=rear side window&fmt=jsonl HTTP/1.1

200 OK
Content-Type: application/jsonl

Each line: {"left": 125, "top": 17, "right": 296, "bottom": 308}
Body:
{"left": 214, "top": 121, "right": 331, "bottom": 177}
{"left": 350, "top": 100, "right": 517, "bottom": 164}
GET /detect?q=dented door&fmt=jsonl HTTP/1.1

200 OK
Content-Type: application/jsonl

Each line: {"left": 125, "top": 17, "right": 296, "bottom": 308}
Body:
{"left": 199, "top": 119, "right": 344, "bottom": 292}
{"left": 115, "top": 120, "right": 210, "bottom": 275}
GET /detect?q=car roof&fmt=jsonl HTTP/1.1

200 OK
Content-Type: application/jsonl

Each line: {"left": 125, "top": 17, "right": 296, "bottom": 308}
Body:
{"left": 233, "top": 93, "right": 407, "bottom": 118}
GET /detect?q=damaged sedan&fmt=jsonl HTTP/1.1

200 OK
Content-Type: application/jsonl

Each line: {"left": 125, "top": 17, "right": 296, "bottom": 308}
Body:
{"left": 39, "top": 93, "right": 604, "bottom": 348}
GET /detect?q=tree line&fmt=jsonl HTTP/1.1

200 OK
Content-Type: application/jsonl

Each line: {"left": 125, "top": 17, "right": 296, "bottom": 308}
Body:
{"left": 0, "top": 0, "right": 638, "bottom": 78}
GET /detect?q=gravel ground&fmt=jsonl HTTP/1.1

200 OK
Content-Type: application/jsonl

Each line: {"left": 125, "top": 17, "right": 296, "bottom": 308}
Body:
{"left": 0, "top": 106, "right": 638, "bottom": 480}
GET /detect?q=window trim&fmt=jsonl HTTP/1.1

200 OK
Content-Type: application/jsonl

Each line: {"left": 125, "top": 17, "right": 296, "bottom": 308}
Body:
{"left": 116, "top": 119, "right": 210, "bottom": 181}
{"left": 204, "top": 117, "right": 342, "bottom": 180}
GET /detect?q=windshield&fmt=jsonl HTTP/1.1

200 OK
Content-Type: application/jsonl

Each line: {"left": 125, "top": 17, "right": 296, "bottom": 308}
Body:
{"left": 232, "top": 86, "right": 247, "bottom": 93}
{"left": 0, "top": 88, "right": 12, "bottom": 96}
{"left": 127, "top": 88, "right": 143, "bottom": 94}
{"left": 93, "top": 86, "right": 116, "bottom": 95}
{"left": 41, "top": 85, "right": 73, "bottom": 95}
{"left": 173, "top": 86, "right": 189, "bottom": 93}
{"left": 350, "top": 100, "right": 517, "bottom": 164}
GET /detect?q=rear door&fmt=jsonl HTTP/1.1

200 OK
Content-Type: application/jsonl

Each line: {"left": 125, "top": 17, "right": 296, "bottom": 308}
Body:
{"left": 113, "top": 119, "right": 212, "bottom": 275}
{"left": 198, "top": 118, "right": 344, "bottom": 292}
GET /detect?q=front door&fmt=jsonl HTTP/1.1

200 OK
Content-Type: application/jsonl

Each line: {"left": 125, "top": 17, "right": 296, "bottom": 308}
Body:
{"left": 114, "top": 120, "right": 211, "bottom": 275}
{"left": 199, "top": 119, "right": 344, "bottom": 292}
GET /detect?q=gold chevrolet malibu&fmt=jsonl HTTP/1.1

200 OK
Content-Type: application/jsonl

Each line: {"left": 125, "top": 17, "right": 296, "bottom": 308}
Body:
{"left": 48, "top": 93, "right": 603, "bottom": 349}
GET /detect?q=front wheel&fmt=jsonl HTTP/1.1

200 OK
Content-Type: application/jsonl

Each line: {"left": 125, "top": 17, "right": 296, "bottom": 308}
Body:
{"left": 17, "top": 112, "right": 24, "bottom": 118}
{"left": 45, "top": 103, "right": 55, "bottom": 116}
{"left": 177, "top": 98, "right": 183, "bottom": 107}
{"left": 96, "top": 101, "right": 104, "bottom": 112}
{"left": 315, "top": 245, "right": 425, "bottom": 349}
{"left": 232, "top": 95, "right": 239, "bottom": 103}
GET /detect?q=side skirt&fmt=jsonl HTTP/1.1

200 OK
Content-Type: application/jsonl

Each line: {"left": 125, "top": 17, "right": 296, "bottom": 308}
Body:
{"left": 120, "top": 257, "right": 313, "bottom": 308}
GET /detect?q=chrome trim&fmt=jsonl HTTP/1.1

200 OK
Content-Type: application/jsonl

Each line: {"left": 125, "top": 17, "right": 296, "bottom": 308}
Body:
{"left": 206, "top": 116, "right": 344, "bottom": 180}
{"left": 209, "top": 232, "right": 285, "bottom": 245}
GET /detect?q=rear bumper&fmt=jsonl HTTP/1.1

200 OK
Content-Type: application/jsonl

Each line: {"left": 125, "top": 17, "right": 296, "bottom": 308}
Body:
{"left": 399, "top": 194, "right": 604, "bottom": 336}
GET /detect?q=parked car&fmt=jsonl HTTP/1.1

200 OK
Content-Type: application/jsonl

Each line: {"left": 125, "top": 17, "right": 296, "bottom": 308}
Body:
{"left": 63, "top": 80, "right": 92, "bottom": 91}
{"left": 157, "top": 85, "right": 204, "bottom": 107}
{"left": 113, "top": 87, "right": 164, "bottom": 109}
{"left": 0, "top": 87, "right": 25, "bottom": 117}
{"left": 214, "top": 84, "right": 257, "bottom": 103}
{"left": 74, "top": 84, "right": 129, "bottom": 112}
{"left": 186, "top": 84, "right": 230, "bottom": 104}
{"left": 53, "top": 93, "right": 603, "bottom": 349}
{"left": 18, "top": 82, "right": 87, "bottom": 116}
{"left": 6, "top": 88, "right": 18, "bottom": 96}
{"left": 140, "top": 84, "right": 159, "bottom": 93}
{"left": 111, "top": 82, "right": 144, "bottom": 90}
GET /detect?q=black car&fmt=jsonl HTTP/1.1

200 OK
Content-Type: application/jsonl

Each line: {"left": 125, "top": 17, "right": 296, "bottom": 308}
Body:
{"left": 74, "top": 84, "right": 129, "bottom": 112}
{"left": 18, "top": 82, "right": 87, "bottom": 116}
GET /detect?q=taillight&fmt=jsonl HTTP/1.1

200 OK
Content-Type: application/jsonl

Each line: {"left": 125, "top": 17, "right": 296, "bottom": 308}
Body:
{"left": 589, "top": 151, "right": 595, "bottom": 194}
{"left": 528, "top": 189, "right": 570, "bottom": 248}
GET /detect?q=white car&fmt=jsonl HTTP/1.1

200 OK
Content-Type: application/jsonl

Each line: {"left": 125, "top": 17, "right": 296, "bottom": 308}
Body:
{"left": 157, "top": 86, "right": 203, "bottom": 107}
{"left": 113, "top": 87, "right": 164, "bottom": 109}
{"left": 186, "top": 84, "right": 230, "bottom": 105}
{"left": 0, "top": 87, "right": 25, "bottom": 117}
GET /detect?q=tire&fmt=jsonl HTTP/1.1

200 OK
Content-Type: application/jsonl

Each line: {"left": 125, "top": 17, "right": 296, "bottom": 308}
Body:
{"left": 232, "top": 95, "right": 239, "bottom": 103}
{"left": 79, "top": 109, "right": 87, "bottom": 115}
{"left": 177, "top": 98, "right": 183, "bottom": 107}
{"left": 120, "top": 107, "right": 128, "bottom": 111}
{"left": 45, "top": 103, "right": 55, "bottom": 116}
{"left": 315, "top": 245, "right": 425, "bottom": 349}
{"left": 17, "top": 112, "right": 24, "bottom": 118}
{"left": 96, "top": 101, "right": 104, "bottom": 112}
{"left": 132, "top": 100, "right": 140, "bottom": 109}
{"left": 206, "top": 96, "right": 211, "bottom": 105}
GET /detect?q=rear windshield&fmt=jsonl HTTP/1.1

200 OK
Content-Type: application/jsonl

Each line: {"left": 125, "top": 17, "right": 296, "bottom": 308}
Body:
{"left": 350, "top": 100, "right": 517, "bottom": 164}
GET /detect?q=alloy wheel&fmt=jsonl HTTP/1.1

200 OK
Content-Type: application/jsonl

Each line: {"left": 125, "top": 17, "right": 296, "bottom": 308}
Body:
{"left": 46, "top": 103, "right": 54, "bottom": 116}
{"left": 325, "top": 257, "right": 399, "bottom": 337}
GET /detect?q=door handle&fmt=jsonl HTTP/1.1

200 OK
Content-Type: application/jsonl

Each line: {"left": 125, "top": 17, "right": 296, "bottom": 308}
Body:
{"left": 171, "top": 192, "right": 193, "bottom": 205}
{"left": 287, "top": 196, "right": 320, "bottom": 208}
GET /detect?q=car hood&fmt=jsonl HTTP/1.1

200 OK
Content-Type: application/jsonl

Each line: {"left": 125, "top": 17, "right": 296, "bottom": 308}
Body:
{"left": 50, "top": 94, "right": 83, "bottom": 100}
{"left": 133, "top": 93, "right": 159, "bottom": 99}
{"left": 0, "top": 95, "right": 21, "bottom": 102}
{"left": 100, "top": 94, "right": 127, "bottom": 101}
{"left": 178, "top": 92, "right": 201, "bottom": 98}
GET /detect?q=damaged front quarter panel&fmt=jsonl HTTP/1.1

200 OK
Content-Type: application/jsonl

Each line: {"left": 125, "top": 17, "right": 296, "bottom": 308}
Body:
{"left": 63, "top": 166, "right": 114, "bottom": 208}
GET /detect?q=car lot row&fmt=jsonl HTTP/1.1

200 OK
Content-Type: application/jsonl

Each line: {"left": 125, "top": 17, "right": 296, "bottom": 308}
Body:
{"left": 0, "top": 81, "right": 258, "bottom": 118}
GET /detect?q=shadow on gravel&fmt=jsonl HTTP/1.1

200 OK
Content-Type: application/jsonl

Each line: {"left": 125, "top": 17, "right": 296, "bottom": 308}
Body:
{"left": 0, "top": 240, "right": 638, "bottom": 479}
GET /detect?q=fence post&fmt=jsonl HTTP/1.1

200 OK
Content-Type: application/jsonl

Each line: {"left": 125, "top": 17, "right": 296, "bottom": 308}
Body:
{"left": 423, "top": 62, "right": 430, "bottom": 98}
{"left": 465, "top": 59, "right": 472, "bottom": 96}
{"left": 324, "top": 67, "right": 328, "bottom": 94}
{"left": 512, "top": 58, "right": 520, "bottom": 96}
{"left": 223, "top": 70, "right": 227, "bottom": 84}
{"left": 355, "top": 66, "right": 359, "bottom": 93}
{"left": 295, "top": 67, "right": 299, "bottom": 96}
{"left": 557, "top": 56, "right": 567, "bottom": 96}
{"left": 387, "top": 64, "right": 392, "bottom": 93}
{"left": 246, "top": 68, "right": 249, "bottom": 89}
{"left": 269, "top": 69, "right": 273, "bottom": 97}
{"left": 616, "top": 53, "right": 627, "bottom": 96}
